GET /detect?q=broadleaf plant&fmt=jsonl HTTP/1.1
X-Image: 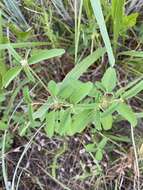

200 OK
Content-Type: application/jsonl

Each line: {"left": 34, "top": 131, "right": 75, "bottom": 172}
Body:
{"left": 2, "top": 46, "right": 143, "bottom": 139}
{"left": 29, "top": 50, "right": 143, "bottom": 139}
{"left": 1, "top": 47, "right": 65, "bottom": 88}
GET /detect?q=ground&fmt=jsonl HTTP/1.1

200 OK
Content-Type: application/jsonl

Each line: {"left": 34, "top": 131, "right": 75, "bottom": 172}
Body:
{"left": 1, "top": 1, "right": 143, "bottom": 190}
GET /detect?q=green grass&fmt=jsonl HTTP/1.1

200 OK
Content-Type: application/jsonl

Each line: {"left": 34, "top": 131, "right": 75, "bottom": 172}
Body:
{"left": 0, "top": 0, "right": 143, "bottom": 189}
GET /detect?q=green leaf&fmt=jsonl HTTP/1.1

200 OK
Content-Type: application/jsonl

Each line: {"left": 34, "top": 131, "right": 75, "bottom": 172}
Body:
{"left": 54, "top": 111, "right": 61, "bottom": 133}
{"left": 0, "top": 75, "right": 2, "bottom": 88}
{"left": 98, "top": 137, "right": 108, "bottom": 149}
{"left": 48, "top": 80, "right": 59, "bottom": 96}
{"left": 23, "top": 86, "right": 32, "bottom": 104}
{"left": 28, "top": 104, "right": 34, "bottom": 125}
{"left": 116, "top": 103, "right": 137, "bottom": 127}
{"left": 2, "top": 66, "right": 22, "bottom": 88}
{"left": 59, "top": 109, "right": 72, "bottom": 136}
{"left": 8, "top": 46, "right": 22, "bottom": 62}
{"left": 58, "top": 83, "right": 74, "bottom": 99}
{"left": 70, "top": 110, "right": 92, "bottom": 135}
{"left": 85, "top": 143, "right": 96, "bottom": 153}
{"left": 62, "top": 48, "right": 105, "bottom": 86}
{"left": 88, "top": 85, "right": 99, "bottom": 97}
{"left": 123, "top": 13, "right": 138, "bottom": 30}
{"left": 95, "top": 149, "right": 103, "bottom": 161}
{"left": 112, "top": 0, "right": 124, "bottom": 51}
{"left": 116, "top": 77, "right": 143, "bottom": 97}
{"left": 83, "top": 0, "right": 92, "bottom": 19}
{"left": 0, "top": 121, "right": 8, "bottom": 131}
{"left": 101, "top": 101, "right": 119, "bottom": 117}
{"left": 33, "top": 98, "right": 52, "bottom": 119}
{"left": 95, "top": 81, "right": 106, "bottom": 92}
{"left": 122, "top": 80, "right": 143, "bottom": 99}
{"left": 19, "top": 123, "right": 29, "bottom": 136}
{"left": 101, "top": 67, "right": 117, "bottom": 92}
{"left": 0, "top": 42, "right": 49, "bottom": 50}
{"left": 45, "top": 111, "right": 56, "bottom": 138}
{"left": 65, "top": 114, "right": 72, "bottom": 136}
{"left": 0, "top": 63, "right": 7, "bottom": 87}
{"left": 119, "top": 50, "right": 143, "bottom": 58}
{"left": 28, "top": 49, "right": 65, "bottom": 65}
{"left": 69, "top": 81, "right": 93, "bottom": 103}
{"left": 0, "top": 40, "right": 7, "bottom": 82}
{"left": 0, "top": 93, "right": 5, "bottom": 102}
{"left": 74, "top": 103, "right": 98, "bottom": 111}
{"left": 90, "top": 0, "right": 115, "bottom": 66}
{"left": 23, "top": 66, "right": 35, "bottom": 82}
{"left": 92, "top": 111, "right": 102, "bottom": 131}
{"left": 106, "top": 134, "right": 130, "bottom": 143}
{"left": 101, "top": 115, "right": 113, "bottom": 130}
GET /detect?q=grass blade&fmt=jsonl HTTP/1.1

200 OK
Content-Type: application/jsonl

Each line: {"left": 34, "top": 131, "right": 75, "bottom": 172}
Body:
{"left": 3, "top": 0, "right": 29, "bottom": 31}
{"left": 119, "top": 50, "right": 143, "bottom": 58}
{"left": 112, "top": 0, "right": 124, "bottom": 51}
{"left": 62, "top": 47, "right": 105, "bottom": 85}
{"left": 90, "top": 0, "right": 115, "bottom": 66}
{"left": 0, "top": 42, "right": 49, "bottom": 50}
{"left": 0, "top": 11, "right": 7, "bottom": 89}
{"left": 74, "top": 0, "right": 83, "bottom": 63}
{"left": 122, "top": 80, "right": 143, "bottom": 99}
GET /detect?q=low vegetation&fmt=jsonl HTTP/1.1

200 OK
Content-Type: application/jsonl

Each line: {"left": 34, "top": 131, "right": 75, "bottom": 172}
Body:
{"left": 1, "top": 0, "right": 143, "bottom": 189}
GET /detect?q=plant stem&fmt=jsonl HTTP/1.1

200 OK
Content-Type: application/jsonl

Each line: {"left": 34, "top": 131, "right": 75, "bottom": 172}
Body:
{"left": 130, "top": 125, "right": 140, "bottom": 190}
